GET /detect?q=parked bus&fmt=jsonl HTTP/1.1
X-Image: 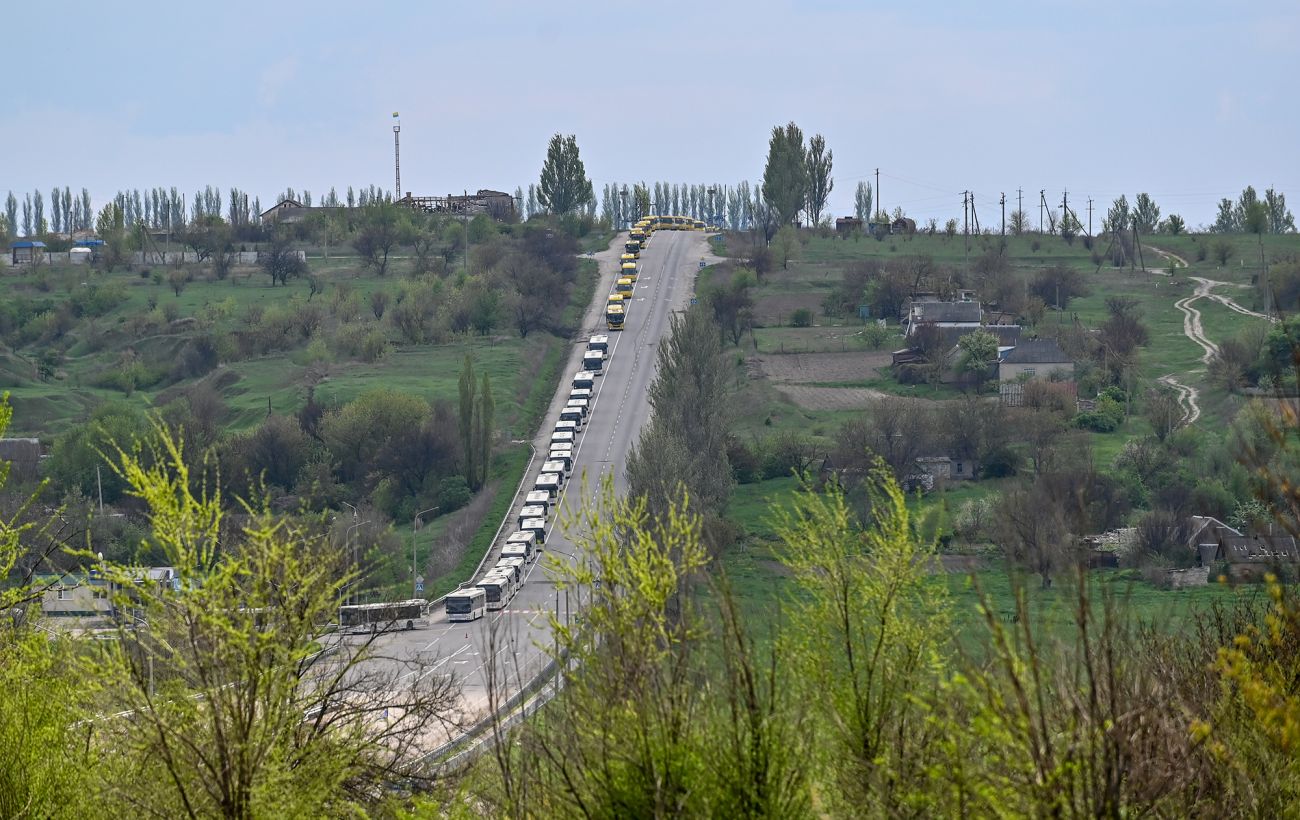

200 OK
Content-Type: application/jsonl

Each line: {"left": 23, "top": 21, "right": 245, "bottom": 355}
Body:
{"left": 444, "top": 587, "right": 487, "bottom": 622}
{"left": 606, "top": 304, "right": 625, "bottom": 331}
{"left": 582, "top": 349, "right": 605, "bottom": 373}
{"left": 525, "top": 490, "right": 552, "bottom": 515}
{"left": 518, "top": 504, "right": 547, "bottom": 527}
{"left": 573, "top": 371, "right": 596, "bottom": 390}
{"left": 506, "top": 529, "right": 538, "bottom": 556}
{"left": 615, "top": 277, "right": 634, "bottom": 295}
{"left": 554, "top": 419, "right": 579, "bottom": 436}
{"left": 547, "top": 450, "right": 573, "bottom": 473}
{"left": 569, "top": 386, "right": 593, "bottom": 403}
{"left": 534, "top": 472, "right": 562, "bottom": 497}
{"left": 500, "top": 543, "right": 531, "bottom": 563}
{"left": 521, "top": 517, "right": 547, "bottom": 544}
{"left": 620, "top": 262, "right": 638, "bottom": 281}
{"left": 541, "top": 461, "right": 569, "bottom": 482}
{"left": 492, "top": 560, "right": 524, "bottom": 588}
{"left": 551, "top": 429, "right": 576, "bottom": 446}
{"left": 560, "top": 406, "right": 585, "bottom": 428}
{"left": 587, "top": 334, "right": 609, "bottom": 353}
{"left": 339, "top": 599, "right": 428, "bottom": 634}
{"left": 564, "top": 397, "right": 589, "bottom": 418}
{"left": 475, "top": 575, "right": 512, "bottom": 611}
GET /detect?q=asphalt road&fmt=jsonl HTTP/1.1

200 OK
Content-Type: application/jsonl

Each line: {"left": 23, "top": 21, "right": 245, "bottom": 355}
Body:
{"left": 357, "top": 229, "right": 706, "bottom": 729}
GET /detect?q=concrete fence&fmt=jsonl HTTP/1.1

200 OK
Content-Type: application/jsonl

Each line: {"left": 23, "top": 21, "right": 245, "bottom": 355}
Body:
{"left": 1, "top": 250, "right": 302, "bottom": 268}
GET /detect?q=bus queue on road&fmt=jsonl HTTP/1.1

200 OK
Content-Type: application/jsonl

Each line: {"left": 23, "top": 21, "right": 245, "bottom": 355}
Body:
{"left": 443, "top": 218, "right": 714, "bottom": 621}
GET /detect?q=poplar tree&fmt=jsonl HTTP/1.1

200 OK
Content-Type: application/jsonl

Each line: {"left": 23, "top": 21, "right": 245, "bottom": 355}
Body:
{"left": 538, "top": 133, "right": 594, "bottom": 215}
{"left": 762, "top": 122, "right": 809, "bottom": 227}
{"left": 458, "top": 354, "right": 477, "bottom": 489}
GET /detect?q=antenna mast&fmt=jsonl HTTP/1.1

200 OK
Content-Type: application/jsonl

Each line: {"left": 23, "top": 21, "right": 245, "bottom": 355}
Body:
{"left": 392, "top": 112, "right": 402, "bottom": 199}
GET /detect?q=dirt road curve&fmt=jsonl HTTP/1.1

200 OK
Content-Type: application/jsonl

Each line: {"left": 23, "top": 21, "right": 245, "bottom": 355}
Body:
{"left": 1174, "top": 281, "right": 1221, "bottom": 365}
{"left": 1158, "top": 374, "right": 1200, "bottom": 427}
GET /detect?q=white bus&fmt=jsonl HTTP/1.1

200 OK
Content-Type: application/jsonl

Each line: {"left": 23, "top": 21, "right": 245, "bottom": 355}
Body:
{"left": 555, "top": 419, "right": 580, "bottom": 434}
{"left": 587, "top": 334, "right": 609, "bottom": 353}
{"left": 525, "top": 490, "right": 552, "bottom": 515}
{"left": 476, "top": 574, "right": 513, "bottom": 610}
{"left": 546, "top": 450, "right": 573, "bottom": 473}
{"left": 550, "top": 430, "right": 575, "bottom": 447}
{"left": 444, "top": 588, "right": 487, "bottom": 622}
{"left": 534, "top": 473, "right": 562, "bottom": 497}
{"left": 541, "top": 462, "right": 569, "bottom": 484}
{"left": 521, "top": 517, "right": 547, "bottom": 544}
{"left": 569, "top": 387, "right": 593, "bottom": 403}
{"left": 506, "top": 530, "right": 538, "bottom": 558}
{"left": 582, "top": 350, "right": 605, "bottom": 373}
{"left": 564, "top": 398, "right": 589, "bottom": 417}
{"left": 339, "top": 599, "right": 429, "bottom": 634}
{"left": 518, "top": 504, "right": 547, "bottom": 527}
{"left": 493, "top": 559, "right": 525, "bottom": 587}
{"left": 559, "top": 406, "right": 585, "bottom": 427}
{"left": 572, "top": 371, "right": 596, "bottom": 390}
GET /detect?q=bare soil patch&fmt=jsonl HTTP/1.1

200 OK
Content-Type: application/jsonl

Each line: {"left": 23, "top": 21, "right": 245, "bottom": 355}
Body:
{"left": 753, "top": 293, "right": 825, "bottom": 326}
{"left": 755, "top": 351, "right": 892, "bottom": 384}
{"left": 774, "top": 385, "right": 885, "bottom": 411}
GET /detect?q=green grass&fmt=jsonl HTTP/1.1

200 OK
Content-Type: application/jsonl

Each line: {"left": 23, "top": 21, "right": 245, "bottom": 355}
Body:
{"left": 426, "top": 444, "right": 531, "bottom": 600}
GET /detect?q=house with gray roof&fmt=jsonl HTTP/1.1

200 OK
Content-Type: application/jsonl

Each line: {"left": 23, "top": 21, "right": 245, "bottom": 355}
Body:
{"left": 998, "top": 338, "right": 1074, "bottom": 383}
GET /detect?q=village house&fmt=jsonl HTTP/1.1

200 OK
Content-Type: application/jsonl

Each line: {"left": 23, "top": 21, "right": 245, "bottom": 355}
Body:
{"left": 998, "top": 338, "right": 1075, "bottom": 383}
{"left": 39, "top": 566, "right": 180, "bottom": 628}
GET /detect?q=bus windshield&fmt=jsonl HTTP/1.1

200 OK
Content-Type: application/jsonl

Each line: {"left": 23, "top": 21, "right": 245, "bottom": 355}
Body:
{"left": 445, "top": 591, "right": 484, "bottom": 614}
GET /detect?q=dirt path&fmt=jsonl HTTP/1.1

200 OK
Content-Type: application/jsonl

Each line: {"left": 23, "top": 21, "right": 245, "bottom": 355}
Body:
{"left": 1174, "top": 280, "right": 1220, "bottom": 365}
{"left": 1158, "top": 374, "right": 1201, "bottom": 426}
{"left": 1190, "top": 276, "right": 1274, "bottom": 322}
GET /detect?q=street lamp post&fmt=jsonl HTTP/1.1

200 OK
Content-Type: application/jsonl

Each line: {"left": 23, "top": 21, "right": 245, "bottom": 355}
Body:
{"left": 412, "top": 506, "right": 439, "bottom": 599}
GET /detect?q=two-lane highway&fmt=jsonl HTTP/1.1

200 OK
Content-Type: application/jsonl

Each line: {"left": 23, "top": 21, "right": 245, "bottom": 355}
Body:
{"left": 365, "top": 229, "right": 707, "bottom": 729}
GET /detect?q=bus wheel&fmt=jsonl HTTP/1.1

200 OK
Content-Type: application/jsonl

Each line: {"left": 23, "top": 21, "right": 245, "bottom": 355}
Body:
{"left": 406, "top": 620, "right": 413, "bottom": 631}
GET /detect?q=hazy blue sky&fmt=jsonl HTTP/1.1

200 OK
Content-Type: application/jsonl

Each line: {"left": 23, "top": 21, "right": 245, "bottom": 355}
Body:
{"left": 4, "top": 0, "right": 1296, "bottom": 227}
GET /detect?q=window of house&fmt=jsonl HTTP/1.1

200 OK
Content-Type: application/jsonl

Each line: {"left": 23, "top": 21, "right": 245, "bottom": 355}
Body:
{"left": 956, "top": 462, "right": 964, "bottom": 474}
{"left": 1023, "top": 368, "right": 1036, "bottom": 377}
{"left": 92, "top": 590, "right": 107, "bottom": 600}
{"left": 57, "top": 589, "right": 71, "bottom": 600}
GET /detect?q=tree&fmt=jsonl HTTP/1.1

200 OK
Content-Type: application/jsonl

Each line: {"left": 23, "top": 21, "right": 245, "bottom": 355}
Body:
{"left": 4, "top": 192, "right": 16, "bottom": 240}
{"left": 707, "top": 268, "right": 755, "bottom": 345}
{"left": 626, "top": 305, "right": 732, "bottom": 521}
{"left": 773, "top": 225, "right": 800, "bottom": 269}
{"left": 854, "top": 180, "right": 873, "bottom": 222}
{"left": 1030, "top": 263, "right": 1090, "bottom": 310}
{"left": 1145, "top": 386, "right": 1183, "bottom": 441}
{"left": 761, "top": 121, "right": 809, "bottom": 227}
{"left": 537, "top": 133, "right": 594, "bottom": 215}
{"left": 260, "top": 227, "right": 308, "bottom": 286}
{"left": 957, "top": 329, "right": 999, "bottom": 390}
{"left": 352, "top": 202, "right": 409, "bottom": 275}
{"left": 1264, "top": 187, "right": 1296, "bottom": 234}
{"left": 776, "top": 465, "right": 949, "bottom": 812}
{"left": 1009, "top": 208, "right": 1029, "bottom": 236}
{"left": 996, "top": 483, "right": 1069, "bottom": 588}
{"left": 458, "top": 354, "right": 478, "bottom": 489}
{"left": 1214, "top": 197, "right": 1237, "bottom": 233}
{"left": 1105, "top": 195, "right": 1131, "bottom": 234}
{"left": 83, "top": 425, "right": 459, "bottom": 816}
{"left": 476, "top": 372, "right": 494, "bottom": 489}
{"left": 1162, "top": 214, "right": 1186, "bottom": 235}
{"left": 1133, "top": 192, "right": 1161, "bottom": 234}
{"left": 804, "top": 133, "right": 833, "bottom": 227}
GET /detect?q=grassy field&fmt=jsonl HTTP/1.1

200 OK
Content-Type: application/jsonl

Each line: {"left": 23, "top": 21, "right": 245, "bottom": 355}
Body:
{"left": 706, "top": 229, "right": 1300, "bottom": 642}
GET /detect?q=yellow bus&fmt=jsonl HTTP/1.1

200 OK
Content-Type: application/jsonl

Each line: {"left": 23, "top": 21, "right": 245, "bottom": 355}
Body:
{"left": 692, "top": 220, "right": 706, "bottom": 230}
{"left": 615, "top": 277, "right": 634, "bottom": 294}
{"left": 606, "top": 303, "right": 625, "bottom": 330}
{"left": 620, "top": 262, "right": 638, "bottom": 281}
{"left": 620, "top": 252, "right": 637, "bottom": 267}
{"left": 624, "top": 241, "right": 640, "bottom": 257}
{"left": 630, "top": 227, "right": 647, "bottom": 243}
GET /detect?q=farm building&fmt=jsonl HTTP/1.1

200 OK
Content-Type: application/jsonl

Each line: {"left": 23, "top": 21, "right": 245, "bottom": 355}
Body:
{"left": 998, "top": 339, "right": 1074, "bottom": 383}
{"left": 10, "top": 240, "right": 46, "bottom": 264}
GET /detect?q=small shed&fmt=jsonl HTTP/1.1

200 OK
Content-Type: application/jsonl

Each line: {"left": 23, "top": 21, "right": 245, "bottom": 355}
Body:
{"left": 10, "top": 240, "right": 46, "bottom": 265}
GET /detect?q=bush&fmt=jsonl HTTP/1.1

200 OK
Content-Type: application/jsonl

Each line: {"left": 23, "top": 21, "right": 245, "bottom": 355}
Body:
{"left": 1074, "top": 394, "right": 1126, "bottom": 432}
{"left": 790, "top": 308, "right": 813, "bottom": 328}
{"left": 170, "top": 335, "right": 219, "bottom": 381}
{"left": 726, "top": 437, "right": 761, "bottom": 484}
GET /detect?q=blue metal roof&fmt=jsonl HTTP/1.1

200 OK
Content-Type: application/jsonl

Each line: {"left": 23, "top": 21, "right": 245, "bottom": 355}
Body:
{"left": 10, "top": 240, "right": 47, "bottom": 248}
{"left": 73, "top": 239, "right": 104, "bottom": 246}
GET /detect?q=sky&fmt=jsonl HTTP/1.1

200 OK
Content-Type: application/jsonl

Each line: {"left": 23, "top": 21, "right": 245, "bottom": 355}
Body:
{"left": 3, "top": 0, "right": 1297, "bottom": 229}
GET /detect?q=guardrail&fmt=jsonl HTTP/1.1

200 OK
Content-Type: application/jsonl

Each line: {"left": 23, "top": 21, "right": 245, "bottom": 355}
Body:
{"left": 424, "top": 442, "right": 536, "bottom": 614}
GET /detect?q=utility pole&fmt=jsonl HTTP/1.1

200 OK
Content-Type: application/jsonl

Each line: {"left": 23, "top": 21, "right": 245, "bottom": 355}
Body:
{"left": 1017, "top": 187, "right": 1023, "bottom": 230}
{"left": 392, "top": 113, "right": 401, "bottom": 199}
{"left": 962, "top": 191, "right": 968, "bottom": 248}
{"left": 1087, "top": 198, "right": 1093, "bottom": 237}
{"left": 1062, "top": 189, "right": 1068, "bottom": 234}
{"left": 1000, "top": 192, "right": 1006, "bottom": 239}
{"left": 875, "top": 168, "right": 881, "bottom": 222}
{"left": 412, "top": 507, "right": 438, "bottom": 599}
{"left": 1039, "top": 190, "right": 1045, "bottom": 233}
